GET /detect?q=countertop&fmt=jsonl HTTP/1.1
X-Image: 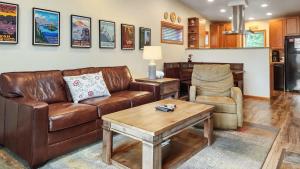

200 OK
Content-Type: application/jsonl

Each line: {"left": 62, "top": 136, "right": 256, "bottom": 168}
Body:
{"left": 270, "top": 62, "right": 285, "bottom": 65}
{"left": 186, "top": 47, "right": 270, "bottom": 50}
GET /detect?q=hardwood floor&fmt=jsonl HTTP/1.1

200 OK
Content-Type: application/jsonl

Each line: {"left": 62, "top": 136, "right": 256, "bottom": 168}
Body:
{"left": 244, "top": 92, "right": 300, "bottom": 169}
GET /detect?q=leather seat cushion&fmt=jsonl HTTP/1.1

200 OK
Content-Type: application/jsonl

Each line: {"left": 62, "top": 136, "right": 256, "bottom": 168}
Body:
{"left": 112, "top": 91, "right": 154, "bottom": 107}
{"left": 81, "top": 96, "right": 131, "bottom": 117}
{"left": 195, "top": 95, "right": 236, "bottom": 114}
{"left": 49, "top": 103, "right": 98, "bottom": 132}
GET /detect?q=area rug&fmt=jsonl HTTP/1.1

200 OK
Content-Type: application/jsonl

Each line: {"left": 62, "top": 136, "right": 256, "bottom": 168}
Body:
{"left": 0, "top": 122, "right": 279, "bottom": 169}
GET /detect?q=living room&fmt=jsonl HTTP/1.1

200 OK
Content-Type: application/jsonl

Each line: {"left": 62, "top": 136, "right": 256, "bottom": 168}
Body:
{"left": 0, "top": 0, "right": 299, "bottom": 169}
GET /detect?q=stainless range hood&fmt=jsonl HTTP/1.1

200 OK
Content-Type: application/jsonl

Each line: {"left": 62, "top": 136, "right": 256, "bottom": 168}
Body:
{"left": 224, "top": 0, "right": 249, "bottom": 35}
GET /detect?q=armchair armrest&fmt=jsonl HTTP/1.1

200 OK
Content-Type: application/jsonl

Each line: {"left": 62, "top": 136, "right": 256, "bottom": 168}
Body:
{"left": 189, "top": 86, "right": 196, "bottom": 102}
{"left": 4, "top": 96, "right": 49, "bottom": 167}
{"left": 129, "top": 81, "right": 160, "bottom": 101}
{"left": 231, "top": 87, "right": 243, "bottom": 127}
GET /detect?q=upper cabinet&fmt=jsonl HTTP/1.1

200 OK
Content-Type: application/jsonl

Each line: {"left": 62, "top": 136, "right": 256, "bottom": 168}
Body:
{"left": 285, "top": 16, "right": 299, "bottom": 35}
{"left": 269, "top": 18, "right": 285, "bottom": 49}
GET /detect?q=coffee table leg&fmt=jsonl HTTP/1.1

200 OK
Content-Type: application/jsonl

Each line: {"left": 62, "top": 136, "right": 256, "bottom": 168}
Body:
{"left": 204, "top": 115, "right": 213, "bottom": 146}
{"left": 102, "top": 121, "right": 112, "bottom": 164}
{"left": 142, "top": 142, "right": 162, "bottom": 169}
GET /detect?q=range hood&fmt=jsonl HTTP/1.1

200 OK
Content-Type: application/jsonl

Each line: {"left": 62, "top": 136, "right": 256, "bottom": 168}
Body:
{"left": 224, "top": 0, "right": 249, "bottom": 35}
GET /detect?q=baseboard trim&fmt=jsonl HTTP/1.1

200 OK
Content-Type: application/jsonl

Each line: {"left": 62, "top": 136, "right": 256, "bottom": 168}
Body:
{"left": 244, "top": 95, "right": 270, "bottom": 100}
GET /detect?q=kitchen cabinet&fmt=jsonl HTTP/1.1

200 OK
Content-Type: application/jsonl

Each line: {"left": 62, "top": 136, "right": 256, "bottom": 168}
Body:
{"left": 210, "top": 23, "right": 224, "bottom": 48}
{"left": 285, "top": 16, "right": 299, "bottom": 35}
{"left": 223, "top": 23, "right": 243, "bottom": 48}
{"left": 209, "top": 22, "right": 242, "bottom": 48}
{"left": 269, "top": 18, "right": 285, "bottom": 49}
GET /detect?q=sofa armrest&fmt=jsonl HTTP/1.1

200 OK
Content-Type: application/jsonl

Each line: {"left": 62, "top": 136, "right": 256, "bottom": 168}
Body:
{"left": 231, "top": 87, "right": 243, "bottom": 127}
{"left": 4, "top": 96, "right": 49, "bottom": 167}
{"left": 129, "top": 82, "right": 160, "bottom": 101}
{"left": 189, "top": 86, "right": 196, "bottom": 102}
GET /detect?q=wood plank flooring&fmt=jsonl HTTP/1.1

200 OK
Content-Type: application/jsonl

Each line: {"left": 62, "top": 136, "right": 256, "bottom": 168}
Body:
{"left": 244, "top": 92, "right": 300, "bottom": 169}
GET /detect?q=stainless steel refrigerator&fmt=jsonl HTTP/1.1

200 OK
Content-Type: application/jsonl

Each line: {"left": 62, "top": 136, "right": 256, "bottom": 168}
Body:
{"left": 285, "top": 36, "right": 300, "bottom": 92}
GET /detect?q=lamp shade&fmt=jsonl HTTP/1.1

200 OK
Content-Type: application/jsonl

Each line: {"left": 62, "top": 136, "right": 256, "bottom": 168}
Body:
{"left": 143, "top": 46, "right": 162, "bottom": 60}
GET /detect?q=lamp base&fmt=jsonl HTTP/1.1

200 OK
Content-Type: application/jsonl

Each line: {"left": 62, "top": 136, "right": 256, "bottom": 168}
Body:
{"left": 148, "top": 65, "right": 156, "bottom": 80}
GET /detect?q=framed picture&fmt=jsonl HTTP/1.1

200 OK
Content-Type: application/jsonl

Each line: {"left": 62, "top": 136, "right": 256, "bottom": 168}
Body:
{"left": 71, "top": 15, "right": 91, "bottom": 48}
{"left": 0, "top": 2, "right": 18, "bottom": 44}
{"left": 139, "top": 27, "right": 151, "bottom": 50}
{"left": 33, "top": 8, "right": 60, "bottom": 46}
{"left": 99, "top": 20, "right": 115, "bottom": 49}
{"left": 121, "top": 24, "right": 135, "bottom": 50}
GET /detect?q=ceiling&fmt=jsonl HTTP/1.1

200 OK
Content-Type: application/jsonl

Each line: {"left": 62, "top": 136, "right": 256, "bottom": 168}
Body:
{"left": 180, "top": 0, "right": 300, "bottom": 21}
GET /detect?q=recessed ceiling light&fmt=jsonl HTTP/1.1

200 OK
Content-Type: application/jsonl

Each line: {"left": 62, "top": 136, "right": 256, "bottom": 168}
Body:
{"left": 207, "top": 0, "right": 214, "bottom": 2}
{"left": 261, "top": 4, "right": 268, "bottom": 7}
{"left": 266, "top": 12, "right": 273, "bottom": 16}
{"left": 220, "top": 9, "right": 226, "bottom": 13}
{"left": 229, "top": 16, "right": 233, "bottom": 20}
{"left": 249, "top": 17, "right": 255, "bottom": 20}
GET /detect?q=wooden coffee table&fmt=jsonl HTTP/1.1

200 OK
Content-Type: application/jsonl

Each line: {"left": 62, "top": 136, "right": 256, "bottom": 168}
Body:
{"left": 101, "top": 99, "right": 214, "bottom": 169}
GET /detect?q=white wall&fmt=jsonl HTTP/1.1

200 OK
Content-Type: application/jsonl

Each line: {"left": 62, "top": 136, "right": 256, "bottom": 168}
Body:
{"left": 0, "top": 0, "right": 204, "bottom": 78}
{"left": 185, "top": 48, "right": 270, "bottom": 98}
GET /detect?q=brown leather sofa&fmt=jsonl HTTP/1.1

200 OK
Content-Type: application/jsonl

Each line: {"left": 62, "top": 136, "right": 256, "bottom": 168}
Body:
{"left": 0, "top": 66, "right": 159, "bottom": 168}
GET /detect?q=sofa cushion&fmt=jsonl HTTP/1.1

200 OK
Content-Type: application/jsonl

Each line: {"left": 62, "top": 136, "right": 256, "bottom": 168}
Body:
{"left": 100, "top": 66, "right": 133, "bottom": 93}
{"left": 81, "top": 96, "right": 131, "bottom": 117}
{"left": 195, "top": 95, "right": 236, "bottom": 114}
{"left": 49, "top": 103, "right": 98, "bottom": 132}
{"left": 0, "top": 70, "right": 68, "bottom": 103}
{"left": 112, "top": 91, "right": 154, "bottom": 107}
{"left": 63, "top": 72, "right": 110, "bottom": 103}
{"left": 62, "top": 67, "right": 101, "bottom": 76}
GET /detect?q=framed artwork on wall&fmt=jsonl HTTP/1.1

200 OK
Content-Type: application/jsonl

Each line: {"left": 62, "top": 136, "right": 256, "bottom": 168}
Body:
{"left": 33, "top": 8, "right": 60, "bottom": 46}
{"left": 161, "top": 21, "right": 183, "bottom": 45}
{"left": 121, "top": 24, "right": 135, "bottom": 50}
{"left": 139, "top": 27, "right": 151, "bottom": 50}
{"left": 0, "top": 2, "right": 19, "bottom": 44}
{"left": 71, "top": 15, "right": 91, "bottom": 48}
{"left": 99, "top": 20, "right": 115, "bottom": 49}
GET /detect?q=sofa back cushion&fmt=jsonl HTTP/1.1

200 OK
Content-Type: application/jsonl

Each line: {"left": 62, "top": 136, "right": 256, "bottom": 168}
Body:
{"left": 100, "top": 66, "right": 133, "bottom": 93}
{"left": 62, "top": 67, "right": 101, "bottom": 77}
{"left": 0, "top": 70, "right": 68, "bottom": 103}
{"left": 192, "top": 64, "right": 234, "bottom": 97}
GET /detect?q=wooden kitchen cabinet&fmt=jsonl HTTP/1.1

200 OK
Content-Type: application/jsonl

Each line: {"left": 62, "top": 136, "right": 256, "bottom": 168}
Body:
{"left": 285, "top": 16, "right": 299, "bottom": 35}
{"left": 210, "top": 23, "right": 223, "bottom": 48}
{"left": 223, "top": 23, "right": 243, "bottom": 48}
{"left": 209, "top": 22, "right": 242, "bottom": 48}
{"left": 269, "top": 18, "right": 285, "bottom": 49}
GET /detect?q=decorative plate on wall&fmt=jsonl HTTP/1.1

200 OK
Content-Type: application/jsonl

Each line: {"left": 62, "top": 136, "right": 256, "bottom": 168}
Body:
{"left": 164, "top": 12, "right": 169, "bottom": 20}
{"left": 177, "top": 16, "right": 181, "bottom": 23}
{"left": 170, "top": 12, "right": 176, "bottom": 23}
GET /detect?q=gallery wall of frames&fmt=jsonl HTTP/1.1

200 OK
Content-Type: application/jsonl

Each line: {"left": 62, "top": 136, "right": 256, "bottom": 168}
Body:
{"left": 0, "top": 1, "right": 151, "bottom": 50}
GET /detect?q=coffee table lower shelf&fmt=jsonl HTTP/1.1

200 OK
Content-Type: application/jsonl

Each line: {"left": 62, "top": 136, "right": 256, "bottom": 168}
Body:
{"left": 111, "top": 128, "right": 208, "bottom": 169}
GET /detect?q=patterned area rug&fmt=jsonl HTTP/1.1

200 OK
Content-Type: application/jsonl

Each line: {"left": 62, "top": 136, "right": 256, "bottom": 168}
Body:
{"left": 0, "top": 122, "right": 278, "bottom": 169}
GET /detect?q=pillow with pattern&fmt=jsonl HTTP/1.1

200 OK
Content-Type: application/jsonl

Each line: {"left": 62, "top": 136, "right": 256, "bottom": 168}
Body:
{"left": 63, "top": 72, "right": 110, "bottom": 103}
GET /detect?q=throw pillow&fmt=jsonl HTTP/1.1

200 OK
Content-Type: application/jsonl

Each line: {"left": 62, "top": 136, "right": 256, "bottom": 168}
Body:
{"left": 63, "top": 72, "right": 110, "bottom": 103}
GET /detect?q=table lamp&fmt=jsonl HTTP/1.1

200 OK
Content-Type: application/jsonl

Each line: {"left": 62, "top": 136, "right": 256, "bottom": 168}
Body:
{"left": 143, "top": 46, "right": 162, "bottom": 80}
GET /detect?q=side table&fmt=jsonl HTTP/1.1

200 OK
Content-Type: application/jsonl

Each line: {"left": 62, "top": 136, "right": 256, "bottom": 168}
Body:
{"left": 135, "top": 78, "right": 180, "bottom": 99}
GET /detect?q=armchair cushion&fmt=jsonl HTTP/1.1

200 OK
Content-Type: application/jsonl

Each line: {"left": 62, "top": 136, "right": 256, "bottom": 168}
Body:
{"left": 48, "top": 103, "right": 97, "bottom": 132}
{"left": 195, "top": 95, "right": 236, "bottom": 114}
{"left": 192, "top": 64, "right": 233, "bottom": 97}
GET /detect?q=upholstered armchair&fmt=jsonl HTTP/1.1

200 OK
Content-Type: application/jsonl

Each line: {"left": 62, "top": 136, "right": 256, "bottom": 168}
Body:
{"left": 189, "top": 64, "right": 243, "bottom": 129}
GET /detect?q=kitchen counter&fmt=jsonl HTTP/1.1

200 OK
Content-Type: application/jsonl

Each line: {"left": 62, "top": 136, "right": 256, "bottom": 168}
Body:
{"left": 270, "top": 62, "right": 285, "bottom": 65}
{"left": 186, "top": 47, "right": 270, "bottom": 50}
